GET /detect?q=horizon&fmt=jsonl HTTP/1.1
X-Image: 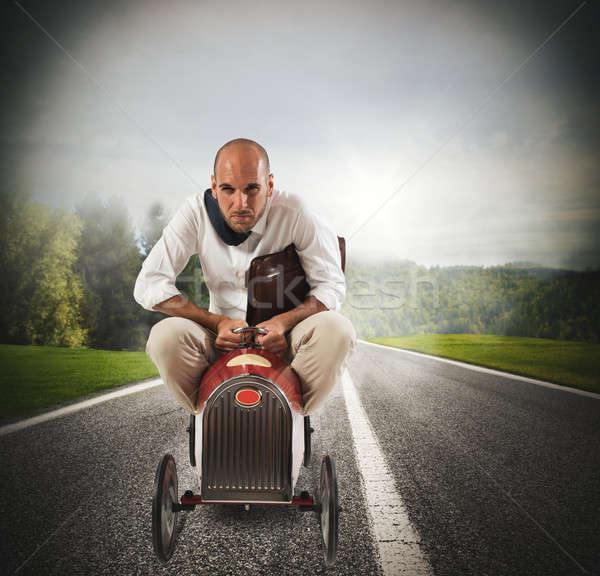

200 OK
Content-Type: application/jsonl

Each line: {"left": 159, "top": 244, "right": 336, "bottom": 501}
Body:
{"left": 11, "top": 188, "right": 600, "bottom": 273}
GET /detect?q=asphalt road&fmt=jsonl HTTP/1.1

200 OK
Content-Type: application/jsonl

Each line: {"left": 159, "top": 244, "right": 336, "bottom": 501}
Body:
{"left": 1, "top": 342, "right": 599, "bottom": 575}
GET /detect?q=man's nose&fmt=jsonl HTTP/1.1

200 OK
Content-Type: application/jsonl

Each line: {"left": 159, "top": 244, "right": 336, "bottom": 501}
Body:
{"left": 233, "top": 191, "right": 248, "bottom": 210}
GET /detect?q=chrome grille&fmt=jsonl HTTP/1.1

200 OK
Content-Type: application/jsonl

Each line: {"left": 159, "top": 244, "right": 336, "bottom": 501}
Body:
{"left": 201, "top": 375, "right": 292, "bottom": 502}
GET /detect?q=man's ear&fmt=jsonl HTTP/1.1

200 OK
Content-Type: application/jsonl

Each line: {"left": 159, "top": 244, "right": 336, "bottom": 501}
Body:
{"left": 211, "top": 174, "right": 217, "bottom": 199}
{"left": 267, "top": 173, "right": 274, "bottom": 197}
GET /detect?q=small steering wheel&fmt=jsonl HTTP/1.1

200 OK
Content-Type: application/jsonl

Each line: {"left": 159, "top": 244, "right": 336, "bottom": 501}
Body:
{"left": 232, "top": 326, "right": 267, "bottom": 348}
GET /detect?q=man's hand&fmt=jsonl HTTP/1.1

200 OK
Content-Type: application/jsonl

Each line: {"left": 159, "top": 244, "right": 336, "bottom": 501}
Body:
{"left": 215, "top": 317, "right": 248, "bottom": 353}
{"left": 255, "top": 318, "right": 289, "bottom": 357}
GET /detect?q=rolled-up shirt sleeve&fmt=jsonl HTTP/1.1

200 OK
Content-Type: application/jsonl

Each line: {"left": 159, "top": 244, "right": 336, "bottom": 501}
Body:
{"left": 133, "top": 196, "right": 200, "bottom": 311}
{"left": 293, "top": 207, "right": 346, "bottom": 311}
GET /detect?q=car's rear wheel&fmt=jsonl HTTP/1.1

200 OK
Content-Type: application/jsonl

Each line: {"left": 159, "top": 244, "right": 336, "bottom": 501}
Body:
{"left": 319, "top": 455, "right": 338, "bottom": 567}
{"left": 152, "top": 453, "right": 179, "bottom": 562}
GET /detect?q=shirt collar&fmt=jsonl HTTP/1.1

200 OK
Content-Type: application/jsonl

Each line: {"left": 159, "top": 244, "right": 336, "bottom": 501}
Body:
{"left": 250, "top": 193, "right": 272, "bottom": 236}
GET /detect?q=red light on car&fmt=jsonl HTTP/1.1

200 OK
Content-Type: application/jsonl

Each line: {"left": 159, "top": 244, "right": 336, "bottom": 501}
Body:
{"left": 235, "top": 388, "right": 262, "bottom": 407}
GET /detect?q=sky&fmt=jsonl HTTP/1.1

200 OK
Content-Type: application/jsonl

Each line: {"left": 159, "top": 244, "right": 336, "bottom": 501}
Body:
{"left": 1, "top": 0, "right": 599, "bottom": 268}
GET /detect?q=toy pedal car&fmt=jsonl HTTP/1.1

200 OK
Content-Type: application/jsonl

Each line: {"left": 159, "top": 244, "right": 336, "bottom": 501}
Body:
{"left": 152, "top": 326, "right": 339, "bottom": 567}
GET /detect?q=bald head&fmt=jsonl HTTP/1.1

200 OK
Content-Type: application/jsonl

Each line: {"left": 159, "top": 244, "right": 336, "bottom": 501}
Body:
{"left": 210, "top": 138, "right": 274, "bottom": 234}
{"left": 213, "top": 138, "right": 270, "bottom": 178}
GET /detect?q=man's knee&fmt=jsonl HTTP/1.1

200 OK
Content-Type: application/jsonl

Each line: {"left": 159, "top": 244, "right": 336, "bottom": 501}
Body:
{"left": 147, "top": 317, "right": 179, "bottom": 356}
{"left": 317, "top": 311, "right": 355, "bottom": 344}
{"left": 298, "top": 311, "right": 356, "bottom": 355}
{"left": 146, "top": 316, "right": 204, "bottom": 357}
{"left": 146, "top": 316, "right": 216, "bottom": 367}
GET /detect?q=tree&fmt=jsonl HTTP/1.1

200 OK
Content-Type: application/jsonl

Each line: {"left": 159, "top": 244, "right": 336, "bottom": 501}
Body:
{"left": 0, "top": 192, "right": 87, "bottom": 346}
{"left": 139, "top": 200, "right": 170, "bottom": 258}
{"left": 75, "top": 193, "right": 148, "bottom": 350}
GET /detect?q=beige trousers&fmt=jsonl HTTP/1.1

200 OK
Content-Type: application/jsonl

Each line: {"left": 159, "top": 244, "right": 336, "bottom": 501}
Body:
{"left": 145, "top": 311, "right": 356, "bottom": 415}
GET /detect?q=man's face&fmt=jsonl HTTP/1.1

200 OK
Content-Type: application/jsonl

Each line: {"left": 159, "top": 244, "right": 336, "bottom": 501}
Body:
{"left": 211, "top": 145, "right": 273, "bottom": 233}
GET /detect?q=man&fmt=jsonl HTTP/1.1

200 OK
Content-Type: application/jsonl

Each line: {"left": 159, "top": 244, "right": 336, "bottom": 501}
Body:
{"left": 134, "top": 138, "right": 355, "bottom": 415}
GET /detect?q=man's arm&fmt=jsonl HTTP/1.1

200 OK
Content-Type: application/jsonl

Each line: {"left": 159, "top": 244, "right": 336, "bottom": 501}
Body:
{"left": 255, "top": 295, "right": 326, "bottom": 356}
{"left": 272, "top": 295, "right": 327, "bottom": 332}
{"left": 152, "top": 295, "right": 223, "bottom": 333}
{"left": 133, "top": 195, "right": 247, "bottom": 352}
{"left": 254, "top": 203, "right": 344, "bottom": 356}
{"left": 153, "top": 295, "right": 247, "bottom": 352}
{"left": 133, "top": 197, "right": 200, "bottom": 312}
{"left": 293, "top": 204, "right": 345, "bottom": 312}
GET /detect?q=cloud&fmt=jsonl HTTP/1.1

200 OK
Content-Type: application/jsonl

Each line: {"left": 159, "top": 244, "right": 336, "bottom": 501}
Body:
{"left": 2, "top": 0, "right": 599, "bottom": 268}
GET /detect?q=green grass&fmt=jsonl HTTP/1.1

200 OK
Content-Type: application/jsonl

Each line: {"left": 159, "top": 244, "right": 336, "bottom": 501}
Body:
{"left": 0, "top": 344, "right": 159, "bottom": 421}
{"left": 368, "top": 334, "right": 600, "bottom": 394}
{"left": 3, "top": 336, "right": 597, "bottom": 421}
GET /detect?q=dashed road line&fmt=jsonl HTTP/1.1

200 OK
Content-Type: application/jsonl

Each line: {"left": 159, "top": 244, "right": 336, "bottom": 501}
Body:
{"left": 342, "top": 370, "right": 432, "bottom": 575}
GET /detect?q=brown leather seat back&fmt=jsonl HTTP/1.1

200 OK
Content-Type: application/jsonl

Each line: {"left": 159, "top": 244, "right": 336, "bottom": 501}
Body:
{"left": 245, "top": 236, "right": 345, "bottom": 326}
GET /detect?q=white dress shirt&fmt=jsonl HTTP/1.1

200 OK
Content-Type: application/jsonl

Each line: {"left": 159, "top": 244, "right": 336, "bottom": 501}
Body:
{"left": 133, "top": 188, "right": 345, "bottom": 320}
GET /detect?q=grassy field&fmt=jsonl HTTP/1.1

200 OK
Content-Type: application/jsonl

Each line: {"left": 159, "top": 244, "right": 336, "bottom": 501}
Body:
{"left": 368, "top": 334, "right": 600, "bottom": 394}
{"left": 2, "top": 336, "right": 597, "bottom": 422}
{"left": 0, "top": 345, "right": 159, "bottom": 421}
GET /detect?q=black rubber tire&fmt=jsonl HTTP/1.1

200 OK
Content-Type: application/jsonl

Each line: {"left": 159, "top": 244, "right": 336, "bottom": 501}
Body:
{"left": 320, "top": 455, "right": 338, "bottom": 567}
{"left": 188, "top": 414, "right": 196, "bottom": 467}
{"left": 303, "top": 415, "right": 312, "bottom": 467}
{"left": 152, "top": 454, "right": 179, "bottom": 563}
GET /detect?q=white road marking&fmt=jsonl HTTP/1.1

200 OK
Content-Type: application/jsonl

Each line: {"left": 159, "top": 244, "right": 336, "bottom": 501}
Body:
{"left": 0, "top": 378, "right": 163, "bottom": 437}
{"left": 360, "top": 340, "right": 600, "bottom": 400}
{"left": 342, "top": 370, "right": 432, "bottom": 575}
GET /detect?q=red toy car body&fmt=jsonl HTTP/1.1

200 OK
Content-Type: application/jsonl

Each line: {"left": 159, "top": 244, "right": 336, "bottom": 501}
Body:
{"left": 195, "top": 346, "right": 304, "bottom": 504}
{"left": 152, "top": 328, "right": 338, "bottom": 566}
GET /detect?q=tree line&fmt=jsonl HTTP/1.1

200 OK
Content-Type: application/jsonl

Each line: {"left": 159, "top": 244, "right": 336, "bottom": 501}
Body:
{"left": 341, "top": 261, "right": 600, "bottom": 342}
{"left": 0, "top": 190, "right": 197, "bottom": 350}
{"left": 1, "top": 191, "right": 597, "bottom": 349}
